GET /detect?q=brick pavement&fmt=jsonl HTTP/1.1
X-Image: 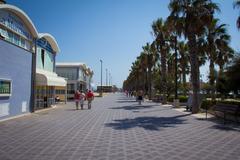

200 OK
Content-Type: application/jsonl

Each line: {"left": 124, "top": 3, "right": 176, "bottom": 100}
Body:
{"left": 0, "top": 93, "right": 240, "bottom": 160}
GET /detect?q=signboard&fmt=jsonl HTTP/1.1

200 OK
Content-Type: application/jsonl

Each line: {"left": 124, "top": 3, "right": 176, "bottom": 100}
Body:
{"left": 0, "top": 79, "right": 11, "bottom": 96}
{"left": 0, "top": 10, "right": 32, "bottom": 40}
{"left": 37, "top": 38, "right": 53, "bottom": 53}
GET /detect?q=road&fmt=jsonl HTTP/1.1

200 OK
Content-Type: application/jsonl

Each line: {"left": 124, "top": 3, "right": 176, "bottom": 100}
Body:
{"left": 0, "top": 93, "right": 240, "bottom": 160}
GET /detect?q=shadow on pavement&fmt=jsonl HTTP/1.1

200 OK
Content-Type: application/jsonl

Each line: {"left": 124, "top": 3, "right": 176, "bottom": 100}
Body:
{"left": 209, "top": 124, "right": 240, "bottom": 132}
{"left": 109, "top": 105, "right": 156, "bottom": 111}
{"left": 116, "top": 100, "right": 137, "bottom": 103}
{"left": 65, "top": 109, "right": 78, "bottom": 111}
{"left": 105, "top": 114, "right": 191, "bottom": 131}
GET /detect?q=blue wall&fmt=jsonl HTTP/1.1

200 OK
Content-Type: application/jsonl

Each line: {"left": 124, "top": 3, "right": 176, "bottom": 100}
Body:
{"left": 0, "top": 40, "right": 32, "bottom": 120}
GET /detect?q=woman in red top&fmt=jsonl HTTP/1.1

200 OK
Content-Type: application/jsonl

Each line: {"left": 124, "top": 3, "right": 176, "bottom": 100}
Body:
{"left": 86, "top": 90, "right": 94, "bottom": 109}
{"left": 74, "top": 90, "right": 81, "bottom": 110}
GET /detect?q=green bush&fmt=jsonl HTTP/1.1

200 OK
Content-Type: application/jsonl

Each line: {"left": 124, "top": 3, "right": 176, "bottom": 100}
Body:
{"left": 178, "top": 96, "right": 188, "bottom": 103}
{"left": 217, "top": 100, "right": 240, "bottom": 106}
{"left": 201, "top": 100, "right": 216, "bottom": 110}
{"left": 167, "top": 95, "right": 188, "bottom": 103}
{"left": 201, "top": 100, "right": 240, "bottom": 110}
{"left": 167, "top": 96, "right": 174, "bottom": 102}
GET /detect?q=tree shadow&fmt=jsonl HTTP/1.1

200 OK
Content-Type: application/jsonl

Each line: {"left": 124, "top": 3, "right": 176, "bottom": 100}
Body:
{"left": 209, "top": 124, "right": 240, "bottom": 132}
{"left": 64, "top": 109, "right": 78, "bottom": 111}
{"left": 105, "top": 114, "right": 190, "bottom": 131}
{"left": 205, "top": 117, "right": 240, "bottom": 132}
{"left": 109, "top": 105, "right": 156, "bottom": 111}
{"left": 116, "top": 100, "right": 137, "bottom": 103}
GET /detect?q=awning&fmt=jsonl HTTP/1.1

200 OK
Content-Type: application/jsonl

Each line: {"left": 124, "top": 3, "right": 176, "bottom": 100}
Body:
{"left": 36, "top": 69, "right": 66, "bottom": 87}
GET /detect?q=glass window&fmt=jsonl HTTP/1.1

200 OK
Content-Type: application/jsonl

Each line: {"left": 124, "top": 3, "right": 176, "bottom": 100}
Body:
{"left": 44, "top": 50, "right": 54, "bottom": 72}
{"left": 0, "top": 79, "right": 11, "bottom": 96}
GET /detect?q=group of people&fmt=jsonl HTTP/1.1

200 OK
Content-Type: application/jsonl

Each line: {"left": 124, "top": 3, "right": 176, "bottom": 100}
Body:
{"left": 74, "top": 90, "right": 94, "bottom": 110}
{"left": 125, "top": 90, "right": 144, "bottom": 105}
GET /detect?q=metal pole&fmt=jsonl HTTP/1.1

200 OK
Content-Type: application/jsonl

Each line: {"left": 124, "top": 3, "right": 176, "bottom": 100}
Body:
{"left": 100, "top": 60, "right": 103, "bottom": 96}
{"left": 106, "top": 68, "right": 108, "bottom": 86}
{"left": 109, "top": 72, "right": 111, "bottom": 86}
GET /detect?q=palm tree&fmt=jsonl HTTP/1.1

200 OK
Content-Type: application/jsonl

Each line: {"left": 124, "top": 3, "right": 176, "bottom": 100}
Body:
{"left": 215, "top": 35, "right": 234, "bottom": 76}
{"left": 142, "top": 43, "right": 155, "bottom": 99}
{"left": 178, "top": 41, "right": 189, "bottom": 96}
{"left": 152, "top": 18, "right": 170, "bottom": 104}
{"left": 234, "top": 0, "right": 240, "bottom": 29}
{"left": 205, "top": 19, "right": 229, "bottom": 100}
{"left": 169, "top": 0, "right": 220, "bottom": 113}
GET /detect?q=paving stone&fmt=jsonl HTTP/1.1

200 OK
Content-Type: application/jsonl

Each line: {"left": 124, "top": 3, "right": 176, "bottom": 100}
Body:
{"left": 0, "top": 93, "right": 239, "bottom": 160}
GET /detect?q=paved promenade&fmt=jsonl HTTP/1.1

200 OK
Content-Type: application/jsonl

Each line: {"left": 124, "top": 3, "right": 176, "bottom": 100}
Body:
{"left": 0, "top": 93, "right": 240, "bottom": 160}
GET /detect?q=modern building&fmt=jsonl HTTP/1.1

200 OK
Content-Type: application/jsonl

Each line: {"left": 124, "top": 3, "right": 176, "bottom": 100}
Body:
{"left": 56, "top": 63, "right": 93, "bottom": 99}
{"left": 0, "top": 2, "right": 66, "bottom": 120}
{"left": 35, "top": 34, "right": 67, "bottom": 109}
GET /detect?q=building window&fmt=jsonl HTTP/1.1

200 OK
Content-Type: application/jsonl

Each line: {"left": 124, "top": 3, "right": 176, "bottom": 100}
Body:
{"left": 41, "top": 49, "right": 45, "bottom": 68}
{"left": 0, "top": 79, "right": 11, "bottom": 97}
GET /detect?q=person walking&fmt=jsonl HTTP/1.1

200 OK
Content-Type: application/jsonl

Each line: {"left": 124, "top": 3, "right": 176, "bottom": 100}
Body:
{"left": 137, "top": 90, "right": 144, "bottom": 105}
{"left": 79, "top": 90, "right": 85, "bottom": 110}
{"left": 86, "top": 90, "right": 94, "bottom": 109}
{"left": 74, "top": 90, "right": 80, "bottom": 110}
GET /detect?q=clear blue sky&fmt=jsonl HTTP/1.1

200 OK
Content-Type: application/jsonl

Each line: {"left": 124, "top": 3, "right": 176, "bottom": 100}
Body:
{"left": 7, "top": 0, "right": 240, "bottom": 87}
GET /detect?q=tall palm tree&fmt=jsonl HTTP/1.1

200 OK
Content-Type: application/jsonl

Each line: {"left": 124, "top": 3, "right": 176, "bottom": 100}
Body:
{"left": 152, "top": 18, "right": 170, "bottom": 104}
{"left": 178, "top": 41, "right": 189, "bottom": 96}
{"left": 215, "top": 34, "right": 234, "bottom": 76}
{"left": 169, "top": 0, "right": 220, "bottom": 113}
{"left": 142, "top": 43, "right": 154, "bottom": 99}
{"left": 234, "top": 0, "right": 240, "bottom": 29}
{"left": 206, "top": 19, "right": 229, "bottom": 100}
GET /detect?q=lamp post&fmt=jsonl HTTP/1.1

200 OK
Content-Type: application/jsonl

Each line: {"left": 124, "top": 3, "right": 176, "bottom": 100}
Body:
{"left": 109, "top": 72, "right": 111, "bottom": 86}
{"left": 100, "top": 59, "right": 103, "bottom": 97}
{"left": 106, "top": 68, "right": 108, "bottom": 86}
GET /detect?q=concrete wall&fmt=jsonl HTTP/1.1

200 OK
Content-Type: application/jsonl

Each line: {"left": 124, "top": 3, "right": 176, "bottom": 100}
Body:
{"left": 0, "top": 40, "right": 32, "bottom": 120}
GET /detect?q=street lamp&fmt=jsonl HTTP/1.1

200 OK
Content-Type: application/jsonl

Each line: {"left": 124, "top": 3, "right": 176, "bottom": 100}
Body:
{"left": 109, "top": 72, "right": 111, "bottom": 86}
{"left": 100, "top": 59, "right": 103, "bottom": 97}
{"left": 106, "top": 68, "right": 108, "bottom": 86}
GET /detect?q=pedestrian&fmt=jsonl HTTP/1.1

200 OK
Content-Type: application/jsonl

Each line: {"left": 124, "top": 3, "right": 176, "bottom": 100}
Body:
{"left": 74, "top": 90, "right": 80, "bottom": 110}
{"left": 86, "top": 90, "right": 94, "bottom": 109}
{"left": 79, "top": 90, "right": 85, "bottom": 110}
{"left": 137, "top": 90, "right": 144, "bottom": 105}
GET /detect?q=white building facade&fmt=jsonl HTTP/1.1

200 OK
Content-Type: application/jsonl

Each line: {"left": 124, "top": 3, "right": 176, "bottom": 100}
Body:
{"left": 56, "top": 63, "right": 93, "bottom": 99}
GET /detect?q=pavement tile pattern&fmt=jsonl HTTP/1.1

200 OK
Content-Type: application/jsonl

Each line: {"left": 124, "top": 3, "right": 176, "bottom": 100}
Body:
{"left": 0, "top": 93, "right": 240, "bottom": 160}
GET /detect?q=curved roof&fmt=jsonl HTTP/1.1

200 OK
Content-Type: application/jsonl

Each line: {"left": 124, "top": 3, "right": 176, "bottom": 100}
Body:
{"left": 0, "top": 4, "right": 38, "bottom": 38}
{"left": 38, "top": 33, "right": 60, "bottom": 53}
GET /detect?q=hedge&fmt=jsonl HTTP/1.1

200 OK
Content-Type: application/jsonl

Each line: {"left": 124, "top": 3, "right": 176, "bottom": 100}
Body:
{"left": 201, "top": 100, "right": 240, "bottom": 110}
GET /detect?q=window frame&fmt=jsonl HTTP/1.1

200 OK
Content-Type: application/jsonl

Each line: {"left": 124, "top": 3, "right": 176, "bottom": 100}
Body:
{"left": 0, "top": 79, "right": 12, "bottom": 97}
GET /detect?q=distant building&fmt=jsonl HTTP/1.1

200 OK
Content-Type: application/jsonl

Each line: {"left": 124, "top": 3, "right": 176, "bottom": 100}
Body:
{"left": 97, "top": 86, "right": 113, "bottom": 93}
{"left": 56, "top": 63, "right": 93, "bottom": 99}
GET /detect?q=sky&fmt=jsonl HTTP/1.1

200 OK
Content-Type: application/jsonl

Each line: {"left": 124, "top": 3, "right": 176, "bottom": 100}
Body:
{"left": 7, "top": 0, "right": 240, "bottom": 88}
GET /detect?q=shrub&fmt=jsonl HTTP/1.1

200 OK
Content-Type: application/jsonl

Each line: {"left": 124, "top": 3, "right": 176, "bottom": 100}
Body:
{"left": 178, "top": 96, "right": 188, "bottom": 103}
{"left": 201, "top": 100, "right": 216, "bottom": 110}
{"left": 217, "top": 100, "right": 240, "bottom": 106}
{"left": 167, "top": 96, "right": 174, "bottom": 102}
{"left": 201, "top": 100, "right": 240, "bottom": 110}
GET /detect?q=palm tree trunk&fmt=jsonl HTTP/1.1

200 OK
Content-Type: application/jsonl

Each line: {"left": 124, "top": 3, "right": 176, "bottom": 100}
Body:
{"left": 188, "top": 34, "right": 200, "bottom": 114}
{"left": 182, "top": 67, "right": 187, "bottom": 96}
{"left": 147, "top": 66, "right": 152, "bottom": 100}
{"left": 209, "top": 59, "right": 216, "bottom": 101}
{"left": 160, "top": 46, "right": 167, "bottom": 104}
